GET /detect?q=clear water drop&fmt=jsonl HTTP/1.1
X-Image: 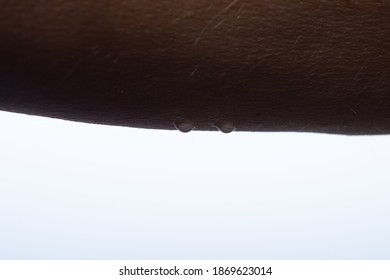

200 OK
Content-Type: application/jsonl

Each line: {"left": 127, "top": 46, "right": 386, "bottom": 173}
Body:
{"left": 215, "top": 121, "right": 236, "bottom": 134}
{"left": 174, "top": 119, "right": 195, "bottom": 133}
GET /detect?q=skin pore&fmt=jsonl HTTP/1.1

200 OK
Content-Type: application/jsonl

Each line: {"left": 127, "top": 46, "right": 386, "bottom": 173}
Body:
{"left": 1, "top": 0, "right": 390, "bottom": 134}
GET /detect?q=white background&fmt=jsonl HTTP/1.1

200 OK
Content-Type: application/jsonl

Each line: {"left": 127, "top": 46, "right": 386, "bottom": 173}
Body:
{"left": 0, "top": 111, "right": 389, "bottom": 259}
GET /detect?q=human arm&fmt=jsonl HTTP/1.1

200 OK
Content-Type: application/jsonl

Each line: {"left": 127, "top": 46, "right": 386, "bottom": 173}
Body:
{"left": 1, "top": 0, "right": 390, "bottom": 134}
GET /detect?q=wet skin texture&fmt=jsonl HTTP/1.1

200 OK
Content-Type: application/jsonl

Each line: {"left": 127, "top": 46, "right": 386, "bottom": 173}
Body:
{"left": 1, "top": 0, "right": 390, "bottom": 134}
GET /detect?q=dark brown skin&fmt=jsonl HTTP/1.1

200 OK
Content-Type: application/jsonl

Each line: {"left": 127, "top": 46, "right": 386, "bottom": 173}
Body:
{"left": 1, "top": 0, "right": 390, "bottom": 134}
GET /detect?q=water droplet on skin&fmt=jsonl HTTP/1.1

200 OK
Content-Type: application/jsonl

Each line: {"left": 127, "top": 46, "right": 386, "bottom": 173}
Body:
{"left": 174, "top": 119, "right": 195, "bottom": 133}
{"left": 213, "top": 121, "right": 236, "bottom": 133}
